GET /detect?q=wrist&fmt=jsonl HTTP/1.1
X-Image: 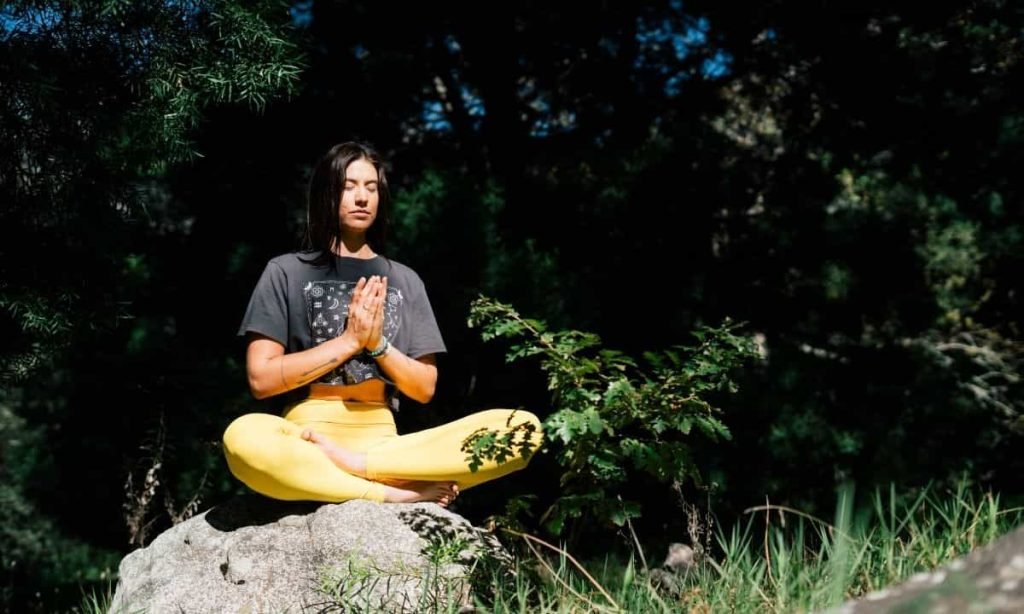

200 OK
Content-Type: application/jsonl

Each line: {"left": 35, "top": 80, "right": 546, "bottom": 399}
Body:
{"left": 366, "top": 336, "right": 390, "bottom": 359}
{"left": 335, "top": 332, "right": 363, "bottom": 359}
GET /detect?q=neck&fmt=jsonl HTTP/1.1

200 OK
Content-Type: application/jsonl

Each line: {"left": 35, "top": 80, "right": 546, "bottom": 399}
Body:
{"left": 332, "top": 235, "right": 375, "bottom": 259}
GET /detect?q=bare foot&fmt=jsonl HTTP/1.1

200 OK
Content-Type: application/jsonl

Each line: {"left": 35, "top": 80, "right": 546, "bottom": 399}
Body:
{"left": 382, "top": 481, "right": 460, "bottom": 507}
{"left": 302, "top": 429, "right": 367, "bottom": 476}
{"left": 301, "top": 429, "right": 460, "bottom": 506}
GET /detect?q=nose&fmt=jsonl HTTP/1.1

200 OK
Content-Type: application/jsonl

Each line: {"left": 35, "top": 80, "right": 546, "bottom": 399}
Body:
{"left": 353, "top": 185, "right": 369, "bottom": 205}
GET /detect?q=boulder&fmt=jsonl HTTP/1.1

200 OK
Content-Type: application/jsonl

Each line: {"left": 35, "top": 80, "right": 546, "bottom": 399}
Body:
{"left": 826, "top": 523, "right": 1024, "bottom": 613}
{"left": 109, "top": 496, "right": 508, "bottom": 613}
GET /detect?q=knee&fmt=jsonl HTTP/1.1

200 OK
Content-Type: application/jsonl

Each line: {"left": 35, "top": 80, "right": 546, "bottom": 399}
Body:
{"left": 518, "top": 410, "right": 544, "bottom": 453}
{"left": 509, "top": 408, "right": 541, "bottom": 433}
{"left": 491, "top": 408, "right": 544, "bottom": 453}
{"left": 222, "top": 413, "right": 279, "bottom": 468}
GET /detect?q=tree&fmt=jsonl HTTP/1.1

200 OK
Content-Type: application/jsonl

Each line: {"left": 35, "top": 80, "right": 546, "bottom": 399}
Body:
{"left": 0, "top": 1, "right": 303, "bottom": 609}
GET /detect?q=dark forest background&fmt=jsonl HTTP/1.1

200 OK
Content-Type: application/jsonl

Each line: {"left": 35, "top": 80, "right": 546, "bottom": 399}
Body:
{"left": 2, "top": 0, "right": 1022, "bottom": 610}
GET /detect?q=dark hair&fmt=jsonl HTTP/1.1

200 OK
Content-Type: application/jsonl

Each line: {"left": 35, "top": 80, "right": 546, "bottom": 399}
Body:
{"left": 302, "top": 141, "right": 391, "bottom": 264}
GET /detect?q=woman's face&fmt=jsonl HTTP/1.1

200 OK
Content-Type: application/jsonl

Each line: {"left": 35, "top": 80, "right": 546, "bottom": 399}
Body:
{"left": 338, "top": 158, "right": 379, "bottom": 235}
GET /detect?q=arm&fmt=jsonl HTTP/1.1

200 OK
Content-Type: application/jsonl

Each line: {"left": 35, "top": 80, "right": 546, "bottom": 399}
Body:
{"left": 364, "top": 275, "right": 439, "bottom": 404}
{"left": 246, "top": 333, "right": 362, "bottom": 400}
{"left": 373, "top": 350, "right": 438, "bottom": 404}
{"left": 245, "top": 275, "right": 379, "bottom": 399}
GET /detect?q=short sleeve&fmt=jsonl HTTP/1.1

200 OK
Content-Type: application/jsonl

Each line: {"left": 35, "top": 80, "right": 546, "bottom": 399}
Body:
{"left": 237, "top": 261, "right": 289, "bottom": 346}
{"left": 405, "top": 275, "right": 446, "bottom": 359}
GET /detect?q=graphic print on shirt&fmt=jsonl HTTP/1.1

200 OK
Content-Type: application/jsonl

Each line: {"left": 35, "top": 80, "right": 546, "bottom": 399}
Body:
{"left": 303, "top": 280, "right": 403, "bottom": 385}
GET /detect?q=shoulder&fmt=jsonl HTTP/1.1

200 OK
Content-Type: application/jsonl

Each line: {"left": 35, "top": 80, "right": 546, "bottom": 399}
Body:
{"left": 266, "top": 251, "right": 321, "bottom": 274}
{"left": 381, "top": 257, "right": 420, "bottom": 280}
{"left": 381, "top": 257, "right": 430, "bottom": 291}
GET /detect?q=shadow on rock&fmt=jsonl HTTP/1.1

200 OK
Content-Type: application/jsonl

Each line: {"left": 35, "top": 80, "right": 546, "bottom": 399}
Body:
{"left": 205, "top": 494, "right": 322, "bottom": 532}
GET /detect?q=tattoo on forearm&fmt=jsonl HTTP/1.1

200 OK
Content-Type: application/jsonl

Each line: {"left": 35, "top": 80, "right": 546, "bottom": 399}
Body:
{"left": 295, "top": 357, "right": 339, "bottom": 386}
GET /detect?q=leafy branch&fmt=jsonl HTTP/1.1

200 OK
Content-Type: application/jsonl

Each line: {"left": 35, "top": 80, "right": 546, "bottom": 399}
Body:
{"left": 467, "top": 296, "right": 759, "bottom": 534}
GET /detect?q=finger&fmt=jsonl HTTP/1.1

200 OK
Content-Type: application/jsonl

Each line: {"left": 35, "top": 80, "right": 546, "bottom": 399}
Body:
{"left": 371, "top": 277, "right": 384, "bottom": 313}
{"left": 355, "top": 277, "right": 378, "bottom": 314}
{"left": 365, "top": 279, "right": 382, "bottom": 316}
{"left": 349, "top": 277, "right": 367, "bottom": 311}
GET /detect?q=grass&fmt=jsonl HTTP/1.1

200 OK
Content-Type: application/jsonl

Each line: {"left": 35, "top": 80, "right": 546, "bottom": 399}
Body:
{"left": 77, "top": 477, "right": 1024, "bottom": 613}
{"left": 473, "top": 479, "right": 1023, "bottom": 613}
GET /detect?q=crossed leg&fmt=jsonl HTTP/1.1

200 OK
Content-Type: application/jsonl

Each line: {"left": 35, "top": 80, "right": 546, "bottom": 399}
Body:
{"left": 222, "top": 413, "right": 458, "bottom": 505}
{"left": 302, "top": 408, "right": 544, "bottom": 492}
{"left": 224, "top": 408, "right": 543, "bottom": 505}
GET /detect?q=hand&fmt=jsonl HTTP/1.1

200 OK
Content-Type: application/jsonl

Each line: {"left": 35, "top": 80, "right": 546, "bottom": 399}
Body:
{"left": 366, "top": 276, "right": 387, "bottom": 353}
{"left": 342, "top": 276, "right": 384, "bottom": 351}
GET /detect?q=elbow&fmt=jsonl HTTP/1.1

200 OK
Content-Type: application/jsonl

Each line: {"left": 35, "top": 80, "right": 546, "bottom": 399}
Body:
{"left": 409, "top": 362, "right": 439, "bottom": 404}
{"left": 247, "top": 373, "right": 272, "bottom": 400}
{"left": 410, "top": 381, "right": 436, "bottom": 405}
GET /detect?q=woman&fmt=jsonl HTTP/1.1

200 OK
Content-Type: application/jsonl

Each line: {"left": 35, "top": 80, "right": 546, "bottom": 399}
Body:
{"left": 222, "top": 141, "right": 542, "bottom": 507}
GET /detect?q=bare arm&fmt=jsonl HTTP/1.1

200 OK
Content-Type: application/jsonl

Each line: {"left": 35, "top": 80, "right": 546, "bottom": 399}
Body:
{"left": 363, "top": 275, "right": 439, "bottom": 404}
{"left": 246, "top": 334, "right": 364, "bottom": 399}
{"left": 245, "top": 276, "right": 378, "bottom": 399}
{"left": 374, "top": 351, "right": 438, "bottom": 404}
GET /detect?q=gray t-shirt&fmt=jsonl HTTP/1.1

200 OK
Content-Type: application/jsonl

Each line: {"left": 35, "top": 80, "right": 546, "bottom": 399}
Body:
{"left": 238, "top": 251, "right": 446, "bottom": 408}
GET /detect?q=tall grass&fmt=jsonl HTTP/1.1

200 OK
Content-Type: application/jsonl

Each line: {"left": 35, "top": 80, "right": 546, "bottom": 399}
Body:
{"left": 479, "top": 479, "right": 1023, "bottom": 613}
{"left": 79, "top": 478, "right": 1023, "bottom": 613}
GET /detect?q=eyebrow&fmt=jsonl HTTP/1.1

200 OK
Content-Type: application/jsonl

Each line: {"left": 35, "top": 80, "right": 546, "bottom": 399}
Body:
{"left": 344, "top": 178, "right": 378, "bottom": 185}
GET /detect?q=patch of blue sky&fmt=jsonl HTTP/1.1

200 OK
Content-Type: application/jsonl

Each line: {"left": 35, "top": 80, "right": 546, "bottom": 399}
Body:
{"left": 290, "top": 0, "right": 313, "bottom": 28}
{"left": 529, "top": 109, "right": 577, "bottom": 139}
{"left": 701, "top": 49, "right": 732, "bottom": 78}
{"left": 444, "top": 33, "right": 461, "bottom": 54}
{"left": 635, "top": 6, "right": 730, "bottom": 96}
{"left": 530, "top": 121, "right": 551, "bottom": 138}
{"left": 526, "top": 96, "right": 551, "bottom": 137}
{"left": 419, "top": 83, "right": 484, "bottom": 134}
{"left": 527, "top": 95, "right": 576, "bottom": 138}
{"left": 0, "top": 4, "right": 62, "bottom": 38}
{"left": 461, "top": 84, "right": 485, "bottom": 117}
{"left": 636, "top": 14, "right": 710, "bottom": 66}
{"left": 421, "top": 99, "right": 453, "bottom": 133}
{"left": 665, "top": 72, "right": 689, "bottom": 97}
{"left": 167, "top": 0, "right": 202, "bottom": 19}
{"left": 674, "top": 16, "right": 709, "bottom": 56}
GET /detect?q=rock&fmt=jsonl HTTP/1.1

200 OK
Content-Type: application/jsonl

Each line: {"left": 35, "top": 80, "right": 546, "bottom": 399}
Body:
{"left": 824, "top": 523, "right": 1024, "bottom": 613}
{"left": 109, "top": 496, "right": 510, "bottom": 614}
{"left": 646, "top": 542, "right": 702, "bottom": 597}
{"left": 663, "top": 542, "right": 698, "bottom": 573}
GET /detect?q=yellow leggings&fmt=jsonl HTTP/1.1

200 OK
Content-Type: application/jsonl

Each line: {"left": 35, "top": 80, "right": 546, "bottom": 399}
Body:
{"left": 222, "top": 399, "right": 543, "bottom": 503}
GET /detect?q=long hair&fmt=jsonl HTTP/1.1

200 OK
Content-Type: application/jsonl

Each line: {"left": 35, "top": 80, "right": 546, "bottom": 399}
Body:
{"left": 302, "top": 141, "right": 391, "bottom": 266}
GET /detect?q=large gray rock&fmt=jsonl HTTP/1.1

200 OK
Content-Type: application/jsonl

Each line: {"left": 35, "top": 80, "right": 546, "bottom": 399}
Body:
{"left": 826, "top": 524, "right": 1024, "bottom": 613}
{"left": 109, "top": 496, "right": 508, "bottom": 614}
